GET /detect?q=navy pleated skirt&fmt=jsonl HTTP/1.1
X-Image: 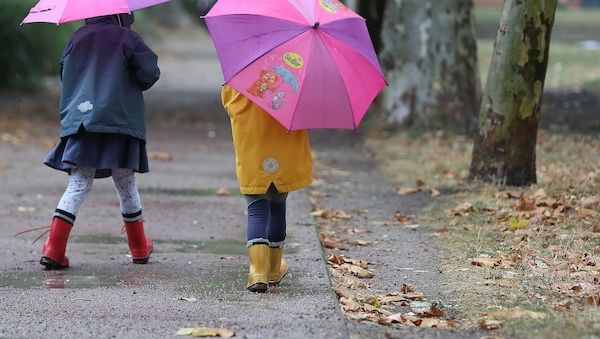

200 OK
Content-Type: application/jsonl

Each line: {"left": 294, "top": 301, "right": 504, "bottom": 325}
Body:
{"left": 44, "top": 131, "right": 149, "bottom": 179}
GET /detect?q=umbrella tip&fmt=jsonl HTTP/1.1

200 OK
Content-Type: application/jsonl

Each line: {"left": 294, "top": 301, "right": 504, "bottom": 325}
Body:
{"left": 312, "top": 22, "right": 320, "bottom": 29}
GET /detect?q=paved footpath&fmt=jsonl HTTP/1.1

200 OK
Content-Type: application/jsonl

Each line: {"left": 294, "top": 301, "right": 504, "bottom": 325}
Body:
{"left": 0, "top": 29, "right": 346, "bottom": 338}
{"left": 0, "top": 27, "right": 480, "bottom": 339}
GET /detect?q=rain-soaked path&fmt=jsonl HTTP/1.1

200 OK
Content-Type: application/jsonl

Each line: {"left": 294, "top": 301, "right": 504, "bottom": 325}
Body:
{"left": 0, "top": 27, "right": 346, "bottom": 338}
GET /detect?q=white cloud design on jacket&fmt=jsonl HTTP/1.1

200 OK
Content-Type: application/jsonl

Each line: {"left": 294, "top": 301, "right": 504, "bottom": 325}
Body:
{"left": 77, "top": 101, "right": 94, "bottom": 113}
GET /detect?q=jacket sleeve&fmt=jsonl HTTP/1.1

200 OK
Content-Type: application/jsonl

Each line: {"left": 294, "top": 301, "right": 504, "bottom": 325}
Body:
{"left": 128, "top": 37, "right": 161, "bottom": 91}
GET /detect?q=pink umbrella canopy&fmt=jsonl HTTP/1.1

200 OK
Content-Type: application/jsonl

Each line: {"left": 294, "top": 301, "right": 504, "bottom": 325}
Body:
{"left": 205, "top": 0, "right": 386, "bottom": 130}
{"left": 22, "top": 0, "right": 172, "bottom": 25}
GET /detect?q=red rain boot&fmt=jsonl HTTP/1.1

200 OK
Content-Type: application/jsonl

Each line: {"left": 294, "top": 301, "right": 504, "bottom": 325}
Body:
{"left": 40, "top": 217, "right": 72, "bottom": 270}
{"left": 124, "top": 220, "right": 153, "bottom": 264}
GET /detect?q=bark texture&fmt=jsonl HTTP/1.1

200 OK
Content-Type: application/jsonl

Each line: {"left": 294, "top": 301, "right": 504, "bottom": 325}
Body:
{"left": 469, "top": 0, "right": 558, "bottom": 186}
{"left": 379, "top": 0, "right": 481, "bottom": 133}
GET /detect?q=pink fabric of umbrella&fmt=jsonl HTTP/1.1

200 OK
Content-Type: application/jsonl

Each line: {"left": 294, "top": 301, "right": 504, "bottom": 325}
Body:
{"left": 22, "top": 0, "right": 172, "bottom": 25}
{"left": 205, "top": 0, "right": 386, "bottom": 130}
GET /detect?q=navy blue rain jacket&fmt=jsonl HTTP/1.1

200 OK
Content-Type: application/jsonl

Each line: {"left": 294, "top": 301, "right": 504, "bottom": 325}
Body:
{"left": 59, "top": 15, "right": 160, "bottom": 140}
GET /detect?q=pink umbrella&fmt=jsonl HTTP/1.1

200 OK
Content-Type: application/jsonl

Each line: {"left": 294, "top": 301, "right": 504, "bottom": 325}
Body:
{"left": 205, "top": 0, "right": 386, "bottom": 130}
{"left": 22, "top": 0, "right": 172, "bottom": 25}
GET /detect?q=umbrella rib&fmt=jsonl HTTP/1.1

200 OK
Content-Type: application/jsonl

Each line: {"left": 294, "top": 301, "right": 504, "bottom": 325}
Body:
{"left": 318, "top": 30, "right": 386, "bottom": 130}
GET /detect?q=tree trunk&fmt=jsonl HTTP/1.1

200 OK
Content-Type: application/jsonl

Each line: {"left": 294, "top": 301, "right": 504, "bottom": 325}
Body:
{"left": 379, "top": 0, "right": 481, "bottom": 133}
{"left": 356, "top": 0, "right": 386, "bottom": 54}
{"left": 469, "top": 0, "right": 557, "bottom": 186}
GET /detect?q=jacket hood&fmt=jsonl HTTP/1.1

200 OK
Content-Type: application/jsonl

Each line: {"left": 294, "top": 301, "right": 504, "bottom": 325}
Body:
{"left": 85, "top": 13, "right": 134, "bottom": 28}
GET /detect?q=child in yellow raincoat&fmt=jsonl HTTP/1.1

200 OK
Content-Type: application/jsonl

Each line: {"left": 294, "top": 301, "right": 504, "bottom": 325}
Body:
{"left": 221, "top": 85, "right": 312, "bottom": 293}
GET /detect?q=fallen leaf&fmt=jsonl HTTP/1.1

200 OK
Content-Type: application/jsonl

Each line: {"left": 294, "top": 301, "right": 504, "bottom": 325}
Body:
{"left": 508, "top": 216, "right": 530, "bottom": 230}
{"left": 431, "top": 188, "right": 441, "bottom": 197}
{"left": 453, "top": 202, "right": 473, "bottom": 215}
{"left": 506, "top": 190, "right": 522, "bottom": 199}
{"left": 471, "top": 257, "right": 501, "bottom": 268}
{"left": 479, "top": 319, "right": 503, "bottom": 330}
{"left": 333, "top": 285, "right": 356, "bottom": 300}
{"left": 215, "top": 188, "right": 232, "bottom": 196}
{"left": 311, "top": 209, "right": 352, "bottom": 220}
{"left": 419, "top": 318, "right": 444, "bottom": 328}
{"left": 378, "top": 313, "right": 413, "bottom": 326}
{"left": 396, "top": 187, "right": 422, "bottom": 195}
{"left": 149, "top": 151, "right": 173, "bottom": 162}
{"left": 340, "top": 297, "right": 362, "bottom": 312}
{"left": 581, "top": 195, "right": 599, "bottom": 209}
{"left": 577, "top": 208, "right": 599, "bottom": 220}
{"left": 363, "top": 296, "right": 381, "bottom": 308}
{"left": 347, "top": 265, "right": 374, "bottom": 279}
{"left": 401, "top": 283, "right": 414, "bottom": 293}
{"left": 177, "top": 297, "right": 197, "bottom": 302}
{"left": 350, "top": 239, "right": 377, "bottom": 246}
{"left": 328, "top": 254, "right": 346, "bottom": 265}
{"left": 395, "top": 211, "right": 413, "bottom": 223}
{"left": 219, "top": 256, "right": 234, "bottom": 260}
{"left": 344, "top": 227, "right": 369, "bottom": 234}
{"left": 515, "top": 194, "right": 535, "bottom": 211}
{"left": 323, "top": 240, "right": 347, "bottom": 250}
{"left": 176, "top": 327, "right": 235, "bottom": 337}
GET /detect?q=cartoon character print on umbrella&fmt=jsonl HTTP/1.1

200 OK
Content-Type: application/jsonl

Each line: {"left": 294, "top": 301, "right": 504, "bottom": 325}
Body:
{"left": 247, "top": 70, "right": 280, "bottom": 98}
{"left": 320, "top": 0, "right": 347, "bottom": 13}
{"left": 246, "top": 51, "right": 304, "bottom": 111}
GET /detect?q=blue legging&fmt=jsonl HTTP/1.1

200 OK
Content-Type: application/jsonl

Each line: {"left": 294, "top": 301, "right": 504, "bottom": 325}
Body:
{"left": 244, "top": 184, "right": 288, "bottom": 248}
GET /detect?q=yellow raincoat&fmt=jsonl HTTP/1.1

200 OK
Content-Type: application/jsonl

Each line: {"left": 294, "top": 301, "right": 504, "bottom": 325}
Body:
{"left": 221, "top": 85, "right": 313, "bottom": 195}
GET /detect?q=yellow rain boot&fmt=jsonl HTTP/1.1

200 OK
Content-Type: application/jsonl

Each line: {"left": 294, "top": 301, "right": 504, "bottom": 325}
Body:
{"left": 247, "top": 244, "right": 270, "bottom": 293}
{"left": 268, "top": 247, "right": 288, "bottom": 286}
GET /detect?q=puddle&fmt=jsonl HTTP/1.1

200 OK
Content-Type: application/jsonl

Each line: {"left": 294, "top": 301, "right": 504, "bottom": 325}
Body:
{"left": 167, "top": 239, "right": 248, "bottom": 255}
{"left": 180, "top": 265, "right": 305, "bottom": 299}
{"left": 139, "top": 187, "right": 239, "bottom": 197}
{"left": 71, "top": 236, "right": 298, "bottom": 256}
{"left": 72, "top": 234, "right": 124, "bottom": 245}
{"left": 0, "top": 271, "right": 128, "bottom": 289}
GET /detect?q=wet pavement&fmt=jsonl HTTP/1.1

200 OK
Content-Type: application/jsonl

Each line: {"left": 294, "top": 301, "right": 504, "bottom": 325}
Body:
{"left": 0, "top": 28, "right": 346, "bottom": 338}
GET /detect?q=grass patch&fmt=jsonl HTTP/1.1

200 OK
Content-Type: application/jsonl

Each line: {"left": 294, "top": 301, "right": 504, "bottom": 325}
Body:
{"left": 478, "top": 38, "right": 600, "bottom": 89}
{"left": 366, "top": 131, "right": 600, "bottom": 336}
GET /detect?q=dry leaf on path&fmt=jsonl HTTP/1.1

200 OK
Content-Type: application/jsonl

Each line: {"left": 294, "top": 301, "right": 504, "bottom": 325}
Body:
{"left": 453, "top": 202, "right": 473, "bottom": 215}
{"left": 347, "top": 264, "right": 374, "bottom": 278}
{"left": 419, "top": 318, "right": 444, "bottom": 328}
{"left": 311, "top": 209, "right": 352, "bottom": 220}
{"left": 508, "top": 216, "right": 530, "bottom": 230}
{"left": 176, "top": 327, "right": 235, "bottom": 337}
{"left": 396, "top": 186, "right": 422, "bottom": 195}
{"left": 471, "top": 257, "right": 501, "bottom": 268}
{"left": 215, "top": 188, "right": 232, "bottom": 196}
{"left": 395, "top": 211, "right": 413, "bottom": 223}
{"left": 148, "top": 151, "right": 174, "bottom": 162}
{"left": 431, "top": 188, "right": 441, "bottom": 197}
{"left": 350, "top": 239, "right": 377, "bottom": 246}
{"left": 479, "top": 319, "right": 503, "bottom": 330}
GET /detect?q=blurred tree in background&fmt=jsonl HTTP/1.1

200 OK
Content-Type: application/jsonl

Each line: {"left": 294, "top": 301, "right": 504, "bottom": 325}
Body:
{"left": 377, "top": 0, "right": 481, "bottom": 134}
{"left": 0, "top": 0, "right": 77, "bottom": 91}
